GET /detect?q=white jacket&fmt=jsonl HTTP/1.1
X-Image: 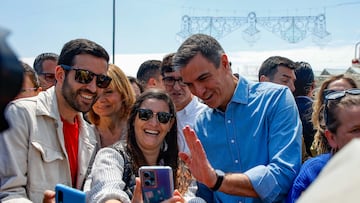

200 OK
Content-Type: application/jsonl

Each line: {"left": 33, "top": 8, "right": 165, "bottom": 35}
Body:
{"left": 0, "top": 87, "right": 97, "bottom": 203}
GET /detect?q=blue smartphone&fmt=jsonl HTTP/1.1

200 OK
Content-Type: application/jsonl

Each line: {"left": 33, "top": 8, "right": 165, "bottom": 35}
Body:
{"left": 55, "top": 184, "right": 86, "bottom": 203}
{"left": 139, "top": 166, "right": 174, "bottom": 203}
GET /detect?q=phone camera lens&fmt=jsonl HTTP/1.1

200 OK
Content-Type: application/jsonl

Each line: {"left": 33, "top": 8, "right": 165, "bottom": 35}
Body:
{"left": 144, "top": 179, "right": 152, "bottom": 186}
{"left": 144, "top": 171, "right": 151, "bottom": 178}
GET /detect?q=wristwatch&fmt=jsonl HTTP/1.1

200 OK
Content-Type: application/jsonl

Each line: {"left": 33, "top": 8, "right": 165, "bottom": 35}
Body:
{"left": 210, "top": 169, "right": 225, "bottom": 191}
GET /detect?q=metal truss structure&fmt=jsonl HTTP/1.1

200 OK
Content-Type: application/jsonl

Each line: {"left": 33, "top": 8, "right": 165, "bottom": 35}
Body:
{"left": 177, "top": 12, "right": 331, "bottom": 46}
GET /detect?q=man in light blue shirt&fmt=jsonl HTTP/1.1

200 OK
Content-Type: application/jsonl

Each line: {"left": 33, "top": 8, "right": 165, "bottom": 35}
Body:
{"left": 175, "top": 34, "right": 302, "bottom": 203}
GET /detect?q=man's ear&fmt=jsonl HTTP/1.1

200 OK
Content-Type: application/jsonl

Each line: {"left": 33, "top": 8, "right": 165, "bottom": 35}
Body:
{"left": 146, "top": 78, "right": 157, "bottom": 88}
{"left": 55, "top": 65, "right": 65, "bottom": 84}
{"left": 325, "top": 129, "right": 338, "bottom": 150}
{"left": 221, "top": 54, "right": 230, "bottom": 70}
{"left": 259, "top": 75, "right": 269, "bottom": 82}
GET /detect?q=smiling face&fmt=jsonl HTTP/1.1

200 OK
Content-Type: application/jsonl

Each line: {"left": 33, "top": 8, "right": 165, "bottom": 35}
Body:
{"left": 180, "top": 53, "right": 235, "bottom": 111}
{"left": 134, "top": 98, "right": 173, "bottom": 153}
{"left": 92, "top": 84, "right": 122, "bottom": 117}
{"left": 57, "top": 54, "right": 108, "bottom": 113}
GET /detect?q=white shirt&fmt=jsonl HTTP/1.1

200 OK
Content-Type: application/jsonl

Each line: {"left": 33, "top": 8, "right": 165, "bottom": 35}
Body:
{"left": 176, "top": 96, "right": 207, "bottom": 153}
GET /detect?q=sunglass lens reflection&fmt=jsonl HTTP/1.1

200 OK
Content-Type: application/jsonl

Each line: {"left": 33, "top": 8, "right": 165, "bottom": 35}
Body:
{"left": 74, "top": 69, "right": 111, "bottom": 88}
{"left": 157, "top": 112, "right": 171, "bottom": 123}
{"left": 138, "top": 109, "right": 171, "bottom": 124}
{"left": 75, "top": 69, "right": 94, "bottom": 84}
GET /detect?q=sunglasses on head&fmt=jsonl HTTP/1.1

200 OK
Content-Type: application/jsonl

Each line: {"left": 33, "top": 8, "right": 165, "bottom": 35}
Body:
{"left": 324, "top": 88, "right": 360, "bottom": 126}
{"left": 137, "top": 108, "right": 173, "bottom": 124}
{"left": 61, "top": 64, "right": 112, "bottom": 88}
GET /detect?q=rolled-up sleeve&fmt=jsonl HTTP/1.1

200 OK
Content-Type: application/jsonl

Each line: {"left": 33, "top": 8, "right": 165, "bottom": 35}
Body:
{"left": 245, "top": 88, "right": 302, "bottom": 202}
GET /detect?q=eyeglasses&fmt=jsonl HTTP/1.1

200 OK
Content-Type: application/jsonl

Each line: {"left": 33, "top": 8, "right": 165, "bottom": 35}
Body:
{"left": 61, "top": 64, "right": 112, "bottom": 88}
{"left": 137, "top": 108, "right": 173, "bottom": 124}
{"left": 162, "top": 76, "right": 187, "bottom": 87}
{"left": 39, "top": 73, "right": 56, "bottom": 83}
{"left": 324, "top": 88, "right": 360, "bottom": 126}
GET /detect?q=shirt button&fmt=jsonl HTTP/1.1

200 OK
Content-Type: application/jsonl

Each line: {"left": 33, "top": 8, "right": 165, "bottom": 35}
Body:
{"left": 235, "top": 160, "right": 239, "bottom": 163}
{"left": 227, "top": 120, "right": 231, "bottom": 124}
{"left": 231, "top": 139, "right": 235, "bottom": 143}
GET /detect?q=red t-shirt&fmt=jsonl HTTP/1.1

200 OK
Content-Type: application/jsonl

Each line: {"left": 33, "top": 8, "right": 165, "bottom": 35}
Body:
{"left": 61, "top": 117, "right": 79, "bottom": 187}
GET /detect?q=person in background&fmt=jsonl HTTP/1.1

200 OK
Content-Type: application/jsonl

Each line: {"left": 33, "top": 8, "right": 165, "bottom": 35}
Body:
{"left": 287, "top": 89, "right": 360, "bottom": 203}
{"left": 0, "top": 27, "right": 23, "bottom": 132}
{"left": 14, "top": 61, "right": 42, "bottom": 99}
{"left": 0, "top": 38, "right": 111, "bottom": 203}
{"left": 160, "top": 52, "right": 207, "bottom": 153}
{"left": 87, "top": 64, "right": 136, "bottom": 148}
{"left": 311, "top": 74, "right": 358, "bottom": 156}
{"left": 293, "top": 61, "right": 316, "bottom": 161}
{"left": 258, "top": 55, "right": 297, "bottom": 93}
{"left": 33, "top": 52, "right": 59, "bottom": 90}
{"left": 136, "top": 59, "right": 165, "bottom": 91}
{"left": 127, "top": 75, "right": 143, "bottom": 98}
{"left": 87, "top": 89, "right": 203, "bottom": 203}
{"left": 173, "top": 34, "right": 301, "bottom": 203}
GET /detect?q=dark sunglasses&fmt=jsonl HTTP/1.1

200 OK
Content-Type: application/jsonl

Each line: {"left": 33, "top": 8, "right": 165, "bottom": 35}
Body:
{"left": 162, "top": 76, "right": 187, "bottom": 87}
{"left": 39, "top": 72, "right": 56, "bottom": 83}
{"left": 324, "top": 88, "right": 360, "bottom": 126}
{"left": 137, "top": 108, "right": 173, "bottom": 124}
{"left": 61, "top": 64, "right": 112, "bottom": 88}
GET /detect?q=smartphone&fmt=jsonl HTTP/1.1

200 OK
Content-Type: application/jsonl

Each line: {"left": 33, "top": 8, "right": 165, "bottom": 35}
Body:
{"left": 139, "top": 166, "right": 174, "bottom": 203}
{"left": 55, "top": 184, "right": 86, "bottom": 203}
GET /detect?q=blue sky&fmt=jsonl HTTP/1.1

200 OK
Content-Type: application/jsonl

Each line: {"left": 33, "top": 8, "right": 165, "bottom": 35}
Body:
{"left": 1, "top": 0, "right": 360, "bottom": 76}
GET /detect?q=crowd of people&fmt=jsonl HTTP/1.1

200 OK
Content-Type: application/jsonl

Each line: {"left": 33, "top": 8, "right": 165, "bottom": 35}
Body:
{"left": 0, "top": 32, "right": 359, "bottom": 203}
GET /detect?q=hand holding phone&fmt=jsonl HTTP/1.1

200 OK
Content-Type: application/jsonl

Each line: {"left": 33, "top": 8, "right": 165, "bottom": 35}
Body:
{"left": 55, "top": 184, "right": 85, "bottom": 203}
{"left": 139, "top": 166, "right": 174, "bottom": 203}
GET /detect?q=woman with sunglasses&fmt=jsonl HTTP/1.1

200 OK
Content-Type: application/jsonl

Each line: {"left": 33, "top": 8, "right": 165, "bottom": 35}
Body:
{"left": 287, "top": 89, "right": 360, "bottom": 203}
{"left": 311, "top": 74, "right": 357, "bottom": 156}
{"left": 87, "top": 89, "right": 203, "bottom": 203}
{"left": 87, "top": 64, "right": 136, "bottom": 148}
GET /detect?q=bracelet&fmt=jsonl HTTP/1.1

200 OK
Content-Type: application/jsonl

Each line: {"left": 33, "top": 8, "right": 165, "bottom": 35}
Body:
{"left": 210, "top": 170, "right": 224, "bottom": 191}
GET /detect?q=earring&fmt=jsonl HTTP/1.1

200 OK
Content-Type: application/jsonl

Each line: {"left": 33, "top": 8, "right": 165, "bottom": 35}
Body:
{"left": 161, "top": 140, "right": 168, "bottom": 152}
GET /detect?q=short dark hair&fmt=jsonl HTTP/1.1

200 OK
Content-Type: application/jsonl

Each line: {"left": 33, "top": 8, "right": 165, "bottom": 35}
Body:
{"left": 173, "top": 34, "right": 224, "bottom": 71}
{"left": 136, "top": 60, "right": 161, "bottom": 86}
{"left": 293, "top": 61, "right": 315, "bottom": 96}
{"left": 160, "top": 53, "right": 176, "bottom": 76}
{"left": 33, "top": 53, "right": 59, "bottom": 74}
{"left": 58, "top": 39, "right": 109, "bottom": 66}
{"left": 258, "top": 56, "right": 296, "bottom": 81}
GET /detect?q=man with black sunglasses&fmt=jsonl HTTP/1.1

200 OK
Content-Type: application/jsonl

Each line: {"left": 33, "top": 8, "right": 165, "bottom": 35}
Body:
{"left": 0, "top": 38, "right": 110, "bottom": 203}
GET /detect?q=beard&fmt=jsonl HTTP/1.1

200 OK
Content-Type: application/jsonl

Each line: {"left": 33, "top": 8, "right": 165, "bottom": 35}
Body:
{"left": 61, "top": 75, "right": 98, "bottom": 113}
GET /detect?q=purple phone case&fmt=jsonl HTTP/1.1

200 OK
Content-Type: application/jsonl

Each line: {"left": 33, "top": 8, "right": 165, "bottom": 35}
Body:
{"left": 139, "top": 166, "right": 174, "bottom": 203}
